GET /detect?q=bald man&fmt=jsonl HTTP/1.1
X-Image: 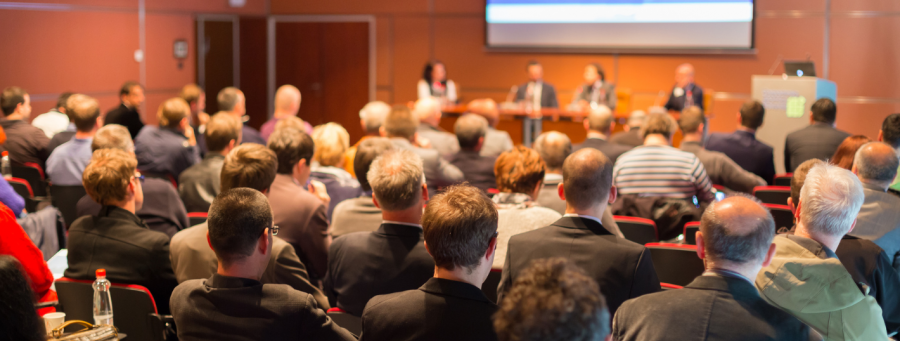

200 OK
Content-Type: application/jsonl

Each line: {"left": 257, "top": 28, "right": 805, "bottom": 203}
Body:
{"left": 215, "top": 87, "right": 266, "bottom": 146}
{"left": 448, "top": 114, "right": 496, "bottom": 192}
{"left": 574, "top": 105, "right": 631, "bottom": 163}
{"left": 664, "top": 63, "right": 705, "bottom": 112}
{"left": 466, "top": 98, "right": 513, "bottom": 158}
{"left": 415, "top": 97, "right": 459, "bottom": 158}
{"left": 851, "top": 142, "right": 900, "bottom": 270}
{"left": 260, "top": 85, "right": 311, "bottom": 141}
{"left": 613, "top": 196, "right": 814, "bottom": 341}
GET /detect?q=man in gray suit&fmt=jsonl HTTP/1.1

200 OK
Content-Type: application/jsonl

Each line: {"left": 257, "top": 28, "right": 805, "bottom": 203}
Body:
{"left": 382, "top": 105, "right": 462, "bottom": 196}
{"left": 330, "top": 138, "right": 393, "bottom": 239}
{"left": 467, "top": 98, "right": 514, "bottom": 158}
{"left": 414, "top": 97, "right": 459, "bottom": 158}
{"left": 850, "top": 142, "right": 900, "bottom": 270}
{"left": 784, "top": 98, "right": 851, "bottom": 172}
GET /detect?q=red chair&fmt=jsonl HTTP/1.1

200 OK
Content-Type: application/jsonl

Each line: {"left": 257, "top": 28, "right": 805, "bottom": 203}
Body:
{"left": 12, "top": 162, "right": 47, "bottom": 198}
{"left": 645, "top": 243, "right": 704, "bottom": 287}
{"left": 661, "top": 283, "right": 684, "bottom": 290}
{"left": 55, "top": 278, "right": 172, "bottom": 341}
{"left": 614, "top": 216, "right": 659, "bottom": 245}
{"left": 763, "top": 204, "right": 795, "bottom": 231}
{"left": 188, "top": 212, "right": 208, "bottom": 226}
{"left": 773, "top": 173, "right": 793, "bottom": 187}
{"left": 683, "top": 221, "right": 700, "bottom": 245}
{"left": 752, "top": 186, "right": 791, "bottom": 205}
{"left": 326, "top": 307, "right": 361, "bottom": 335}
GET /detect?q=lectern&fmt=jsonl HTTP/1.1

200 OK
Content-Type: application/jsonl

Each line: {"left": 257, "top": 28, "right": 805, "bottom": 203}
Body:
{"left": 751, "top": 75, "right": 837, "bottom": 174}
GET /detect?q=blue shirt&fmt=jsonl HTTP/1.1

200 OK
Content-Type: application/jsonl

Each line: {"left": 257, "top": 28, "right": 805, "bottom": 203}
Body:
{"left": 706, "top": 130, "right": 776, "bottom": 185}
{"left": 46, "top": 137, "right": 93, "bottom": 186}
{"left": 134, "top": 126, "right": 201, "bottom": 179}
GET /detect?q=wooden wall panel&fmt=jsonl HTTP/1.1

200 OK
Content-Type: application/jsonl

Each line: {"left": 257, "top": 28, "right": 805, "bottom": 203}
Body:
{"left": 832, "top": 0, "right": 900, "bottom": 12}
{"left": 829, "top": 17, "right": 900, "bottom": 97}
{"left": 271, "top": 0, "right": 426, "bottom": 15}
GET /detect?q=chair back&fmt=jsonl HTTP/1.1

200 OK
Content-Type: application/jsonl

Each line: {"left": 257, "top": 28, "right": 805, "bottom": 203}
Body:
{"left": 645, "top": 243, "right": 704, "bottom": 286}
{"left": 613, "top": 216, "right": 659, "bottom": 244}
{"left": 188, "top": 212, "right": 208, "bottom": 226}
{"left": 752, "top": 186, "right": 791, "bottom": 205}
{"left": 683, "top": 221, "right": 700, "bottom": 245}
{"left": 763, "top": 204, "right": 794, "bottom": 231}
{"left": 55, "top": 278, "right": 165, "bottom": 341}
{"left": 50, "top": 185, "right": 87, "bottom": 228}
{"left": 326, "top": 307, "right": 362, "bottom": 336}
{"left": 7, "top": 176, "right": 38, "bottom": 213}
{"left": 12, "top": 163, "right": 47, "bottom": 197}
{"left": 482, "top": 269, "right": 502, "bottom": 303}
{"left": 773, "top": 173, "right": 793, "bottom": 187}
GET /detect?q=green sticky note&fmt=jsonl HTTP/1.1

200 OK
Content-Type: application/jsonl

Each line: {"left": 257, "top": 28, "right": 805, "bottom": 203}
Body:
{"left": 786, "top": 96, "right": 806, "bottom": 118}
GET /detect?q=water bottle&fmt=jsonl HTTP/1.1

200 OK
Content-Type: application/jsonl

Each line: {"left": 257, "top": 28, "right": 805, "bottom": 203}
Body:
{"left": 92, "top": 269, "right": 114, "bottom": 326}
{"left": 1, "top": 151, "right": 10, "bottom": 178}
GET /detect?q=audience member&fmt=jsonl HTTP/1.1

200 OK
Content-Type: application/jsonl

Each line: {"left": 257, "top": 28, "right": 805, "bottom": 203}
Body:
{"left": 572, "top": 62, "right": 616, "bottom": 110}
{"left": 878, "top": 113, "right": 900, "bottom": 191}
{"left": 216, "top": 87, "right": 266, "bottom": 145}
{"left": 0, "top": 86, "right": 50, "bottom": 168}
{"left": 850, "top": 143, "right": 900, "bottom": 269}
{"left": 134, "top": 97, "right": 201, "bottom": 180}
{"left": 261, "top": 84, "right": 312, "bottom": 140}
{"left": 664, "top": 63, "right": 704, "bottom": 112}
{"left": 756, "top": 163, "right": 888, "bottom": 340}
{"left": 499, "top": 148, "right": 660, "bottom": 315}
{"left": 613, "top": 196, "right": 813, "bottom": 340}
{"left": 65, "top": 148, "right": 178, "bottom": 313}
{"left": 382, "top": 105, "right": 463, "bottom": 195}
{"left": 360, "top": 184, "right": 499, "bottom": 341}
{"left": 267, "top": 127, "right": 331, "bottom": 281}
{"left": 678, "top": 106, "right": 765, "bottom": 193}
{"left": 46, "top": 94, "right": 102, "bottom": 186}
{"left": 575, "top": 105, "right": 631, "bottom": 162}
{"left": 448, "top": 113, "right": 497, "bottom": 192}
{"left": 706, "top": 100, "right": 776, "bottom": 184}
{"left": 831, "top": 135, "right": 871, "bottom": 170}
{"left": 415, "top": 96, "right": 459, "bottom": 157}
{"left": 784, "top": 98, "right": 851, "bottom": 172}
{"left": 0, "top": 204, "right": 55, "bottom": 306}
{"left": 47, "top": 94, "right": 78, "bottom": 154}
{"left": 514, "top": 60, "right": 559, "bottom": 108}
{"left": 324, "top": 149, "right": 435, "bottom": 316}
{"left": 179, "top": 83, "right": 208, "bottom": 142}
{"left": 466, "top": 98, "right": 514, "bottom": 158}
{"left": 609, "top": 110, "right": 646, "bottom": 147}
{"left": 170, "top": 188, "right": 354, "bottom": 341}
{"left": 104, "top": 81, "right": 145, "bottom": 139}
{"left": 492, "top": 146, "right": 561, "bottom": 268}
{"left": 178, "top": 113, "right": 242, "bottom": 213}
{"left": 494, "top": 258, "right": 611, "bottom": 341}
{"left": 330, "top": 138, "right": 393, "bottom": 239}
{"left": 417, "top": 61, "right": 457, "bottom": 104}
{"left": 31, "top": 92, "right": 72, "bottom": 138}
{"left": 0, "top": 256, "right": 46, "bottom": 341}
{"left": 344, "top": 101, "right": 390, "bottom": 177}
{"left": 170, "top": 143, "right": 328, "bottom": 308}
{"left": 311, "top": 122, "right": 362, "bottom": 218}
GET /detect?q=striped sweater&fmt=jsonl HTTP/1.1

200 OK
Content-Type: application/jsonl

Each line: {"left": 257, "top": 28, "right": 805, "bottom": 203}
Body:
{"left": 613, "top": 145, "right": 716, "bottom": 203}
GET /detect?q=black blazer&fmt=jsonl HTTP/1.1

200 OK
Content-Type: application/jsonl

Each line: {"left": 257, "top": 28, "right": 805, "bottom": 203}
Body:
{"left": 359, "top": 278, "right": 498, "bottom": 341}
{"left": 64, "top": 205, "right": 178, "bottom": 314}
{"left": 105, "top": 103, "right": 144, "bottom": 139}
{"left": 706, "top": 130, "right": 776, "bottom": 184}
{"left": 575, "top": 138, "right": 633, "bottom": 163}
{"left": 448, "top": 150, "right": 497, "bottom": 193}
{"left": 497, "top": 216, "right": 659, "bottom": 315}
{"left": 324, "top": 223, "right": 435, "bottom": 316}
{"left": 514, "top": 81, "right": 559, "bottom": 108}
{"left": 836, "top": 235, "right": 900, "bottom": 334}
{"left": 784, "top": 122, "right": 850, "bottom": 172}
{"left": 664, "top": 83, "right": 704, "bottom": 112}
{"left": 612, "top": 275, "right": 813, "bottom": 341}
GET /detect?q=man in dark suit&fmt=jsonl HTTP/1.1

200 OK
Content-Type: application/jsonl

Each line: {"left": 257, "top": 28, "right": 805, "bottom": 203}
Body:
{"left": 609, "top": 110, "right": 646, "bottom": 148}
{"left": 359, "top": 184, "right": 499, "bottom": 341}
{"left": 612, "top": 196, "right": 814, "bottom": 340}
{"left": 784, "top": 98, "right": 850, "bottom": 172}
{"left": 65, "top": 148, "right": 178, "bottom": 314}
{"left": 330, "top": 138, "right": 393, "bottom": 239}
{"left": 0, "top": 86, "right": 50, "bottom": 169}
{"left": 134, "top": 98, "right": 201, "bottom": 180}
{"left": 514, "top": 61, "right": 559, "bottom": 108}
{"left": 104, "top": 81, "right": 145, "bottom": 139}
{"left": 324, "top": 149, "right": 436, "bottom": 316}
{"left": 664, "top": 63, "right": 704, "bottom": 112}
{"left": 382, "top": 105, "right": 462, "bottom": 196}
{"left": 706, "top": 100, "right": 776, "bottom": 184}
{"left": 178, "top": 113, "right": 241, "bottom": 213}
{"left": 448, "top": 114, "right": 497, "bottom": 193}
{"left": 498, "top": 148, "right": 660, "bottom": 316}
{"left": 170, "top": 188, "right": 355, "bottom": 341}
{"left": 575, "top": 105, "right": 631, "bottom": 163}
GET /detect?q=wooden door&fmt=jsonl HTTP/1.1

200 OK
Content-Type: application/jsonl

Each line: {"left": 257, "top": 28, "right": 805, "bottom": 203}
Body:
{"left": 198, "top": 20, "right": 234, "bottom": 115}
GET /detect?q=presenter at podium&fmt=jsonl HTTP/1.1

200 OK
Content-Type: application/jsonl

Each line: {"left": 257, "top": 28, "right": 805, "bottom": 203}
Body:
{"left": 417, "top": 61, "right": 457, "bottom": 105}
{"left": 514, "top": 60, "right": 559, "bottom": 109}
{"left": 664, "top": 63, "right": 704, "bottom": 112}
{"left": 571, "top": 63, "right": 616, "bottom": 111}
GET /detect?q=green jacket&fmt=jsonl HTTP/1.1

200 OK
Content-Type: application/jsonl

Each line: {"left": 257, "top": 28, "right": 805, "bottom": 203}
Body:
{"left": 756, "top": 235, "right": 889, "bottom": 341}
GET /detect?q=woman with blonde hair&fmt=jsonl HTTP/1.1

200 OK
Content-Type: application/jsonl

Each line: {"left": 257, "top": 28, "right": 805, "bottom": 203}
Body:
{"left": 310, "top": 122, "right": 362, "bottom": 218}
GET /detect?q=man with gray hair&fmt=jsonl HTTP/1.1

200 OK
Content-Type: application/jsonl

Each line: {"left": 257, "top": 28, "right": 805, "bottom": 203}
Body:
{"left": 324, "top": 149, "right": 435, "bottom": 316}
{"left": 344, "top": 101, "right": 391, "bottom": 177}
{"left": 850, "top": 142, "right": 900, "bottom": 271}
{"left": 610, "top": 110, "right": 646, "bottom": 147}
{"left": 755, "top": 164, "right": 889, "bottom": 340}
{"left": 415, "top": 96, "right": 459, "bottom": 157}
{"left": 214, "top": 87, "right": 266, "bottom": 146}
{"left": 575, "top": 105, "right": 631, "bottom": 163}
{"left": 448, "top": 114, "right": 496, "bottom": 192}
{"left": 614, "top": 196, "right": 813, "bottom": 340}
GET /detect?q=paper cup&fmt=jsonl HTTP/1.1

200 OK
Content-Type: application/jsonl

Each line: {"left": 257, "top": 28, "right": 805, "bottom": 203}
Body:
{"left": 43, "top": 312, "right": 66, "bottom": 335}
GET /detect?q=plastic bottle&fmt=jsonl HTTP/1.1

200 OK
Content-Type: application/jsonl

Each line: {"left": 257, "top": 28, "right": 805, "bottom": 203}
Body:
{"left": 92, "top": 269, "right": 114, "bottom": 326}
{"left": 1, "top": 151, "right": 10, "bottom": 178}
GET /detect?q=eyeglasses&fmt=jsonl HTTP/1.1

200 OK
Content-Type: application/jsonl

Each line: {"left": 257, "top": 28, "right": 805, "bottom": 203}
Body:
{"left": 260, "top": 224, "right": 280, "bottom": 237}
{"left": 132, "top": 173, "right": 145, "bottom": 183}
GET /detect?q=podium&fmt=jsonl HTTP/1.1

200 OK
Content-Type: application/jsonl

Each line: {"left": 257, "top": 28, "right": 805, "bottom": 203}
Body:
{"left": 751, "top": 75, "right": 837, "bottom": 174}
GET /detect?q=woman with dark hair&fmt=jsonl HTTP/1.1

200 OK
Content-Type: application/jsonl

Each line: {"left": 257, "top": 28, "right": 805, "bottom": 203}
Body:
{"left": 571, "top": 62, "right": 617, "bottom": 110}
{"left": 0, "top": 255, "right": 46, "bottom": 341}
{"left": 831, "top": 135, "right": 872, "bottom": 170}
{"left": 417, "top": 61, "right": 458, "bottom": 105}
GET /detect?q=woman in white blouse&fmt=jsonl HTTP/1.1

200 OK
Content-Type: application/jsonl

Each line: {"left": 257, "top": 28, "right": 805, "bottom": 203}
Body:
{"left": 417, "top": 61, "right": 457, "bottom": 105}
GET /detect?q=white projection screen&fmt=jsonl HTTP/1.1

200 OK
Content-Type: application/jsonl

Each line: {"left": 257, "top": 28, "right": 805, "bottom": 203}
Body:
{"left": 486, "top": 0, "right": 755, "bottom": 53}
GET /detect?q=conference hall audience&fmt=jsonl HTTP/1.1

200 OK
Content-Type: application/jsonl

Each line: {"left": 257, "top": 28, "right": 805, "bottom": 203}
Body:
{"left": 382, "top": 104, "right": 463, "bottom": 196}
{"left": 359, "top": 184, "right": 499, "bottom": 341}
{"left": 466, "top": 98, "right": 514, "bottom": 158}
{"left": 755, "top": 163, "right": 888, "bottom": 339}
{"left": 0, "top": 86, "right": 50, "bottom": 168}
{"left": 831, "top": 135, "right": 871, "bottom": 170}
{"left": 492, "top": 146, "right": 561, "bottom": 269}
{"left": 169, "top": 143, "right": 328, "bottom": 308}
{"left": 613, "top": 196, "right": 814, "bottom": 340}
{"left": 170, "top": 188, "right": 354, "bottom": 341}
{"left": 0, "top": 204, "right": 56, "bottom": 307}
{"left": 344, "top": 101, "right": 390, "bottom": 177}
{"left": 678, "top": 106, "right": 765, "bottom": 193}
{"left": 415, "top": 96, "right": 459, "bottom": 157}
{"left": 267, "top": 127, "right": 331, "bottom": 282}
{"left": 46, "top": 94, "right": 102, "bottom": 186}
{"left": 609, "top": 109, "right": 646, "bottom": 147}
{"left": 330, "top": 138, "right": 393, "bottom": 239}
{"left": 0, "top": 256, "right": 46, "bottom": 341}
{"left": 571, "top": 62, "right": 616, "bottom": 110}
{"left": 134, "top": 97, "right": 201, "bottom": 180}
{"left": 574, "top": 104, "right": 631, "bottom": 163}
{"left": 260, "top": 84, "right": 312, "bottom": 141}
{"left": 215, "top": 87, "right": 266, "bottom": 146}
{"left": 177, "top": 112, "right": 242, "bottom": 213}
{"left": 664, "top": 63, "right": 704, "bottom": 112}
{"left": 179, "top": 83, "right": 208, "bottom": 143}
{"left": 65, "top": 148, "right": 178, "bottom": 314}
{"left": 514, "top": 60, "right": 559, "bottom": 108}
{"left": 879, "top": 113, "right": 900, "bottom": 191}
{"left": 31, "top": 92, "right": 72, "bottom": 138}
{"left": 324, "top": 149, "right": 435, "bottom": 316}
{"left": 849, "top": 143, "right": 900, "bottom": 269}
{"left": 494, "top": 258, "right": 611, "bottom": 341}
{"left": 448, "top": 113, "right": 497, "bottom": 192}
{"left": 784, "top": 98, "right": 851, "bottom": 172}
{"left": 417, "top": 60, "right": 457, "bottom": 104}
{"left": 77, "top": 124, "right": 189, "bottom": 237}
{"left": 310, "top": 122, "right": 363, "bottom": 218}
{"left": 104, "top": 81, "right": 145, "bottom": 139}
{"left": 705, "top": 100, "right": 776, "bottom": 184}
{"left": 47, "top": 94, "right": 78, "bottom": 154}
{"left": 499, "top": 148, "right": 660, "bottom": 316}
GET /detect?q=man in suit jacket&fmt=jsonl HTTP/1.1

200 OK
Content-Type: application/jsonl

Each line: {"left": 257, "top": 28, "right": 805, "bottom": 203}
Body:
{"left": 448, "top": 114, "right": 497, "bottom": 193}
{"left": 324, "top": 149, "right": 436, "bottom": 316}
{"left": 613, "top": 196, "right": 813, "bottom": 341}
{"left": 382, "top": 105, "right": 462, "bottom": 196}
{"left": 0, "top": 86, "right": 50, "bottom": 169}
{"left": 664, "top": 63, "right": 704, "bottom": 112}
{"left": 706, "top": 100, "right": 777, "bottom": 184}
{"left": 414, "top": 97, "right": 459, "bottom": 157}
{"left": 498, "top": 148, "right": 660, "bottom": 316}
{"left": 574, "top": 105, "right": 631, "bottom": 163}
{"left": 64, "top": 149, "right": 178, "bottom": 314}
{"left": 784, "top": 98, "right": 851, "bottom": 172}
{"left": 170, "top": 189, "right": 355, "bottom": 341}
{"left": 466, "top": 98, "right": 514, "bottom": 158}
{"left": 360, "top": 185, "right": 499, "bottom": 341}
{"left": 609, "top": 110, "right": 646, "bottom": 148}
{"left": 331, "top": 138, "right": 392, "bottom": 239}
{"left": 572, "top": 63, "right": 617, "bottom": 110}
{"left": 134, "top": 98, "right": 201, "bottom": 180}
{"left": 513, "top": 61, "right": 559, "bottom": 108}
{"left": 104, "top": 81, "right": 145, "bottom": 139}
{"left": 849, "top": 143, "right": 900, "bottom": 271}
{"left": 178, "top": 113, "right": 241, "bottom": 213}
